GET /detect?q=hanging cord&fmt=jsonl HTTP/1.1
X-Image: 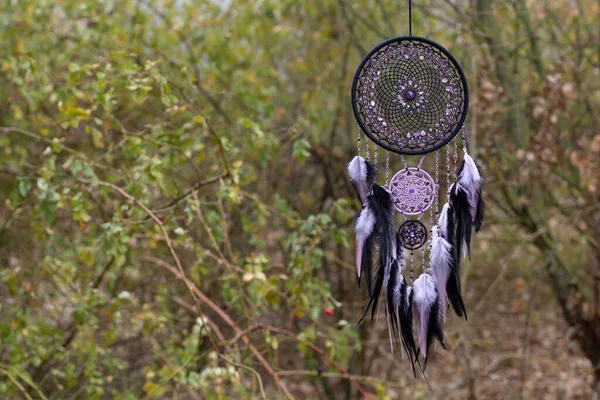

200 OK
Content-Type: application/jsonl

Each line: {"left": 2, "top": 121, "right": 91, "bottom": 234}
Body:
{"left": 428, "top": 207, "right": 434, "bottom": 251}
{"left": 385, "top": 151, "right": 390, "bottom": 185}
{"left": 400, "top": 155, "right": 408, "bottom": 171}
{"left": 356, "top": 125, "right": 361, "bottom": 156}
{"left": 435, "top": 150, "right": 440, "bottom": 217}
{"left": 453, "top": 137, "right": 458, "bottom": 181}
{"left": 461, "top": 124, "right": 468, "bottom": 154}
{"left": 410, "top": 251, "right": 414, "bottom": 282}
{"left": 416, "top": 155, "right": 426, "bottom": 170}
{"left": 399, "top": 154, "right": 426, "bottom": 172}
{"left": 374, "top": 145, "right": 378, "bottom": 174}
{"left": 408, "top": 0, "right": 412, "bottom": 36}
{"left": 446, "top": 144, "right": 451, "bottom": 194}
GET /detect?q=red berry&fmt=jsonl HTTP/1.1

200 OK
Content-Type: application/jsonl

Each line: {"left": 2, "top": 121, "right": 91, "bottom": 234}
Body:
{"left": 324, "top": 307, "right": 334, "bottom": 316}
{"left": 157, "top": 214, "right": 165, "bottom": 222}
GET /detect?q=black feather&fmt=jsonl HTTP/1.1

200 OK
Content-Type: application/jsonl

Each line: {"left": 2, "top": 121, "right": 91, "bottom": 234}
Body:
{"left": 400, "top": 282, "right": 418, "bottom": 376}
{"left": 359, "top": 223, "right": 375, "bottom": 291}
{"left": 422, "top": 297, "right": 446, "bottom": 370}
{"left": 448, "top": 190, "right": 468, "bottom": 320}
{"left": 447, "top": 277, "right": 467, "bottom": 320}
{"left": 365, "top": 160, "right": 377, "bottom": 188}
{"left": 451, "top": 184, "right": 473, "bottom": 260}
{"left": 384, "top": 237, "right": 418, "bottom": 375}
{"left": 369, "top": 261, "right": 384, "bottom": 322}
{"left": 386, "top": 257, "right": 402, "bottom": 351}
{"left": 357, "top": 184, "right": 396, "bottom": 324}
{"left": 445, "top": 202, "right": 455, "bottom": 241}
{"left": 357, "top": 246, "right": 380, "bottom": 324}
{"left": 474, "top": 188, "right": 485, "bottom": 232}
{"left": 474, "top": 162, "right": 485, "bottom": 232}
{"left": 446, "top": 229, "right": 467, "bottom": 321}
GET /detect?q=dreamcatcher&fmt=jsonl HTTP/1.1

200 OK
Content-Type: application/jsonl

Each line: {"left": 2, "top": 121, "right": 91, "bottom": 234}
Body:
{"left": 348, "top": 1, "right": 484, "bottom": 378}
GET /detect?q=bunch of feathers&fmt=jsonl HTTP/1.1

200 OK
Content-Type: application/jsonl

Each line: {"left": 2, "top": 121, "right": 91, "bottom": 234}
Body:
{"left": 348, "top": 154, "right": 484, "bottom": 378}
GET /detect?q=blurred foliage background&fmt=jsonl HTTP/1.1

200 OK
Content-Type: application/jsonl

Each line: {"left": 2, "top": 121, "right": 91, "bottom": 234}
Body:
{"left": 0, "top": 0, "right": 599, "bottom": 399}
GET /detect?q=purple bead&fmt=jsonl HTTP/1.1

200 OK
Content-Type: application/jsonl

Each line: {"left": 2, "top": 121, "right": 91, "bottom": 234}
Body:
{"left": 405, "top": 90, "right": 416, "bottom": 100}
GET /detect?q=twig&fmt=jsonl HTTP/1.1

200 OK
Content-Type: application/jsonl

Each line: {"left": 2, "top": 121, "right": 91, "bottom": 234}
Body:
{"left": 335, "top": 0, "right": 388, "bottom": 39}
{"left": 80, "top": 179, "right": 199, "bottom": 304}
{"left": 459, "top": 335, "right": 476, "bottom": 400}
{"left": 594, "top": 207, "right": 600, "bottom": 318}
{"left": 141, "top": 256, "right": 296, "bottom": 400}
{"left": 151, "top": 172, "right": 228, "bottom": 212}
{"left": 203, "top": 117, "right": 233, "bottom": 176}
{"left": 218, "top": 354, "right": 267, "bottom": 400}
{"left": 80, "top": 178, "right": 226, "bottom": 362}
{"left": 519, "top": 265, "right": 542, "bottom": 400}
{"left": 216, "top": 179, "right": 236, "bottom": 263}
{"left": 277, "top": 370, "right": 402, "bottom": 389}
{"left": 30, "top": 257, "right": 116, "bottom": 386}
{"left": 191, "top": 190, "right": 249, "bottom": 318}
{"left": 1, "top": 127, "right": 110, "bottom": 170}
{"left": 145, "top": 353, "right": 196, "bottom": 398}
{"left": 472, "top": 258, "right": 511, "bottom": 315}
{"left": 141, "top": 1, "right": 232, "bottom": 124}
{"left": 224, "top": 323, "right": 371, "bottom": 398}
{"left": 92, "top": 257, "right": 115, "bottom": 288}
{"left": 170, "top": 295, "right": 226, "bottom": 342}
{"left": 0, "top": 367, "right": 34, "bottom": 400}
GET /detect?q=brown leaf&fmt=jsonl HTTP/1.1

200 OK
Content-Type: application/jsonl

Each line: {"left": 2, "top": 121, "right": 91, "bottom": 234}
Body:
{"left": 513, "top": 299, "right": 522, "bottom": 312}
{"left": 590, "top": 135, "right": 600, "bottom": 152}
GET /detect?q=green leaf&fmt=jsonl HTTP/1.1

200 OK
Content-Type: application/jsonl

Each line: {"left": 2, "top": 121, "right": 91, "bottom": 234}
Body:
{"left": 18, "top": 180, "right": 32, "bottom": 197}
{"left": 91, "top": 128, "right": 105, "bottom": 148}
{"left": 292, "top": 138, "right": 311, "bottom": 165}
{"left": 36, "top": 178, "right": 48, "bottom": 192}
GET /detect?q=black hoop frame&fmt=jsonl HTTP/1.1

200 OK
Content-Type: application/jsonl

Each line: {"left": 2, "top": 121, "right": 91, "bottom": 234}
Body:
{"left": 397, "top": 219, "right": 428, "bottom": 250}
{"left": 351, "top": 35, "right": 469, "bottom": 155}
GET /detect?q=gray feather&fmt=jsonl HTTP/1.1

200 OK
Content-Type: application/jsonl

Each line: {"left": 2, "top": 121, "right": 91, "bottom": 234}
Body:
{"left": 430, "top": 226, "right": 452, "bottom": 322}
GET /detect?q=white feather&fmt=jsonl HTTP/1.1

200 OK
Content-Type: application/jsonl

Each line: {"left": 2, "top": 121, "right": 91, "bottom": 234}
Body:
{"left": 456, "top": 154, "right": 482, "bottom": 191}
{"left": 438, "top": 203, "right": 451, "bottom": 240}
{"left": 348, "top": 156, "right": 367, "bottom": 183}
{"left": 430, "top": 226, "right": 452, "bottom": 322}
{"left": 355, "top": 206, "right": 375, "bottom": 239}
{"left": 348, "top": 156, "right": 372, "bottom": 206}
{"left": 456, "top": 154, "right": 483, "bottom": 221}
{"left": 354, "top": 206, "right": 375, "bottom": 279}
{"left": 412, "top": 272, "right": 437, "bottom": 357}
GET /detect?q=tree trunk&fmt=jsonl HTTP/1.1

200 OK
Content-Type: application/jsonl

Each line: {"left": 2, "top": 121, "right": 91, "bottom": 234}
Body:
{"left": 472, "top": 1, "right": 600, "bottom": 393}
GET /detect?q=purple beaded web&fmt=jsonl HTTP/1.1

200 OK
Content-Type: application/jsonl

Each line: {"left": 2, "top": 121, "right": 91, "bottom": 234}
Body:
{"left": 387, "top": 168, "right": 436, "bottom": 216}
{"left": 398, "top": 220, "right": 428, "bottom": 250}
{"left": 352, "top": 37, "right": 468, "bottom": 155}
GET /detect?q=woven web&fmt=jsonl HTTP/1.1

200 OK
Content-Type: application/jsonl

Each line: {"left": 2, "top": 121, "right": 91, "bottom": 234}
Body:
{"left": 388, "top": 168, "right": 436, "bottom": 216}
{"left": 353, "top": 38, "right": 467, "bottom": 154}
{"left": 398, "top": 220, "right": 428, "bottom": 250}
